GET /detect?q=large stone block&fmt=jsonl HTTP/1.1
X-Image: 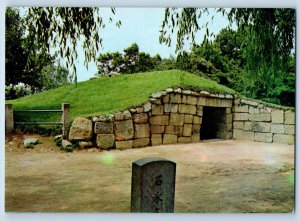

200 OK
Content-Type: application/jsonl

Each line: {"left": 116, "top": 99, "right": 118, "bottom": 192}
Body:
{"left": 199, "top": 98, "right": 232, "bottom": 107}
{"left": 249, "top": 113, "right": 271, "bottom": 122}
{"left": 193, "top": 116, "right": 202, "bottom": 124}
{"left": 285, "top": 110, "right": 295, "bottom": 125}
{"left": 165, "top": 125, "right": 182, "bottom": 135}
{"left": 133, "top": 138, "right": 150, "bottom": 148}
{"left": 234, "top": 105, "right": 249, "bottom": 113}
{"left": 191, "top": 133, "right": 200, "bottom": 142}
{"left": 285, "top": 125, "right": 295, "bottom": 135}
{"left": 169, "top": 113, "right": 184, "bottom": 126}
{"left": 271, "top": 124, "right": 285, "bottom": 134}
{"left": 114, "top": 119, "right": 134, "bottom": 140}
{"left": 114, "top": 112, "right": 124, "bottom": 121}
{"left": 178, "top": 137, "right": 192, "bottom": 143}
{"left": 94, "top": 121, "right": 113, "bottom": 134}
{"left": 249, "top": 106, "right": 259, "bottom": 114}
{"left": 162, "top": 94, "right": 170, "bottom": 103}
{"left": 234, "top": 113, "right": 249, "bottom": 121}
{"left": 135, "top": 124, "right": 150, "bottom": 138}
{"left": 151, "top": 125, "right": 165, "bottom": 134}
{"left": 69, "top": 117, "right": 93, "bottom": 141}
{"left": 96, "top": 134, "right": 115, "bottom": 149}
{"left": 150, "top": 115, "right": 169, "bottom": 126}
{"left": 178, "top": 104, "right": 196, "bottom": 115}
{"left": 233, "top": 129, "right": 254, "bottom": 141}
{"left": 254, "top": 132, "right": 273, "bottom": 143}
{"left": 182, "top": 95, "right": 198, "bottom": 105}
{"left": 271, "top": 110, "right": 284, "bottom": 124}
{"left": 233, "top": 121, "right": 244, "bottom": 129}
{"left": 152, "top": 104, "right": 164, "bottom": 115}
{"left": 163, "top": 134, "right": 178, "bottom": 144}
{"left": 184, "top": 114, "right": 193, "bottom": 124}
{"left": 183, "top": 124, "right": 192, "bottom": 136}
{"left": 133, "top": 113, "right": 148, "bottom": 124}
{"left": 116, "top": 140, "right": 133, "bottom": 150}
{"left": 151, "top": 134, "right": 162, "bottom": 146}
{"left": 273, "top": 134, "right": 294, "bottom": 145}
{"left": 244, "top": 122, "right": 270, "bottom": 132}
{"left": 170, "top": 93, "right": 181, "bottom": 103}
{"left": 192, "top": 124, "right": 201, "bottom": 133}
{"left": 164, "top": 104, "right": 178, "bottom": 113}
{"left": 196, "top": 107, "right": 203, "bottom": 116}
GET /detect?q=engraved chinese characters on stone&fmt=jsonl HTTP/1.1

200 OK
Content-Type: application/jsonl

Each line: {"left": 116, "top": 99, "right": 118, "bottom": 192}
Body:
{"left": 131, "top": 157, "right": 176, "bottom": 213}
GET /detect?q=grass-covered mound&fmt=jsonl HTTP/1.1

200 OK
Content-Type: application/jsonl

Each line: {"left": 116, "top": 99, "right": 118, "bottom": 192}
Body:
{"left": 7, "top": 70, "right": 236, "bottom": 120}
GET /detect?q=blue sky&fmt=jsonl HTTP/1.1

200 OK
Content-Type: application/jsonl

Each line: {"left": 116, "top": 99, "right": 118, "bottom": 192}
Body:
{"left": 71, "top": 8, "right": 233, "bottom": 82}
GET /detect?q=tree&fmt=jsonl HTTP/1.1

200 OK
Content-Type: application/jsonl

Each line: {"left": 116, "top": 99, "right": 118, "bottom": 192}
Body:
{"left": 23, "top": 7, "right": 120, "bottom": 83}
{"left": 160, "top": 8, "right": 296, "bottom": 106}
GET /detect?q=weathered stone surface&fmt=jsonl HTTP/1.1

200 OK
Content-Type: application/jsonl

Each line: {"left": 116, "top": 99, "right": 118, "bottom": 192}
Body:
{"left": 123, "top": 110, "right": 132, "bottom": 119}
{"left": 285, "top": 125, "right": 295, "bottom": 135}
{"left": 193, "top": 116, "right": 202, "bottom": 124}
{"left": 135, "top": 124, "right": 150, "bottom": 138}
{"left": 133, "top": 113, "right": 148, "bottom": 124}
{"left": 226, "top": 123, "right": 233, "bottom": 131}
{"left": 96, "top": 134, "right": 115, "bottom": 149}
{"left": 143, "top": 102, "right": 152, "bottom": 112}
{"left": 178, "top": 137, "right": 192, "bottom": 143}
{"left": 94, "top": 121, "right": 113, "bottom": 134}
{"left": 200, "top": 90, "right": 210, "bottom": 96}
{"left": 241, "top": 99, "right": 258, "bottom": 107}
{"left": 116, "top": 140, "right": 133, "bottom": 150}
{"left": 192, "top": 124, "right": 201, "bottom": 133}
{"left": 184, "top": 95, "right": 198, "bottom": 105}
{"left": 271, "top": 124, "right": 285, "bottom": 134}
{"left": 234, "top": 113, "right": 249, "bottom": 121}
{"left": 165, "top": 125, "right": 182, "bottom": 135}
{"left": 273, "top": 134, "right": 294, "bottom": 145}
{"left": 233, "top": 129, "right": 254, "bottom": 141}
{"left": 150, "top": 115, "right": 169, "bottom": 125}
{"left": 162, "top": 94, "right": 170, "bottom": 103}
{"left": 191, "top": 133, "right": 200, "bottom": 142}
{"left": 226, "top": 108, "right": 232, "bottom": 114}
{"left": 164, "top": 104, "right": 178, "bottom": 113}
{"left": 92, "top": 117, "right": 99, "bottom": 122}
{"left": 151, "top": 92, "right": 163, "bottom": 98}
{"left": 226, "top": 132, "right": 233, "bottom": 139}
{"left": 174, "top": 88, "right": 182, "bottom": 93}
{"left": 133, "top": 138, "right": 150, "bottom": 148}
{"left": 244, "top": 122, "right": 270, "bottom": 132}
{"left": 249, "top": 106, "right": 259, "bottom": 114}
{"left": 79, "top": 141, "right": 93, "bottom": 148}
{"left": 69, "top": 117, "right": 93, "bottom": 141}
{"left": 166, "top": 88, "right": 173, "bottom": 93}
{"left": 184, "top": 115, "right": 193, "bottom": 123}
{"left": 254, "top": 133, "right": 273, "bottom": 143}
{"left": 170, "top": 94, "right": 181, "bottom": 103}
{"left": 152, "top": 104, "right": 164, "bottom": 115}
{"left": 151, "top": 125, "right": 165, "bottom": 134}
{"left": 114, "top": 120, "right": 134, "bottom": 140}
{"left": 284, "top": 110, "right": 295, "bottom": 125}
{"left": 183, "top": 124, "right": 192, "bottom": 137}
{"left": 151, "top": 134, "right": 162, "bottom": 145}
{"left": 114, "top": 112, "right": 124, "bottom": 121}
{"left": 233, "top": 122, "right": 244, "bottom": 129}
{"left": 182, "top": 90, "right": 192, "bottom": 95}
{"left": 196, "top": 107, "right": 203, "bottom": 116}
{"left": 163, "top": 134, "right": 178, "bottom": 144}
{"left": 178, "top": 104, "right": 196, "bottom": 115}
{"left": 271, "top": 110, "right": 284, "bottom": 124}
{"left": 169, "top": 113, "right": 184, "bottom": 126}
{"left": 136, "top": 107, "right": 144, "bottom": 113}
{"left": 260, "top": 107, "right": 272, "bottom": 114}
{"left": 61, "top": 140, "right": 73, "bottom": 151}
{"left": 198, "top": 98, "right": 232, "bottom": 107}
{"left": 226, "top": 114, "right": 233, "bottom": 122}
{"left": 249, "top": 113, "right": 271, "bottom": 122}
{"left": 234, "top": 105, "right": 249, "bottom": 113}
{"left": 24, "top": 138, "right": 39, "bottom": 148}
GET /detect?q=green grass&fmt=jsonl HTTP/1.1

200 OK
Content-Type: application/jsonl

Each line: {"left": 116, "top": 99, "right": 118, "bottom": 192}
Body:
{"left": 7, "top": 70, "right": 236, "bottom": 120}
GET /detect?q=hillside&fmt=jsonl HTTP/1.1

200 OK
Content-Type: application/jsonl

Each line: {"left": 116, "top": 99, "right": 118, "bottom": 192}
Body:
{"left": 7, "top": 70, "right": 236, "bottom": 120}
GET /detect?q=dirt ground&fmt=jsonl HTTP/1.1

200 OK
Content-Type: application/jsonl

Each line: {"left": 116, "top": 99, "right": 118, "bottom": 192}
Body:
{"left": 5, "top": 133, "right": 295, "bottom": 213}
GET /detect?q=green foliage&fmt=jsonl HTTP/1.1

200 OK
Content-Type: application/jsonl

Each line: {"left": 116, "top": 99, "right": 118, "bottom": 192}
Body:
{"left": 7, "top": 70, "right": 236, "bottom": 121}
{"left": 15, "top": 124, "right": 62, "bottom": 136}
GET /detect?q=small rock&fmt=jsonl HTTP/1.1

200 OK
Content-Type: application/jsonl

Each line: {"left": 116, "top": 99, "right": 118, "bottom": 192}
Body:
{"left": 129, "top": 108, "right": 137, "bottom": 113}
{"left": 151, "top": 92, "right": 163, "bottom": 99}
{"left": 99, "top": 116, "right": 107, "bottom": 122}
{"left": 54, "top": 135, "right": 63, "bottom": 141}
{"left": 166, "top": 88, "right": 173, "bottom": 93}
{"left": 182, "top": 90, "right": 192, "bottom": 95}
{"left": 144, "top": 102, "right": 152, "bottom": 112}
{"left": 92, "top": 117, "right": 100, "bottom": 122}
{"left": 200, "top": 91, "right": 210, "bottom": 96}
{"left": 24, "top": 138, "right": 39, "bottom": 149}
{"left": 174, "top": 88, "right": 182, "bottom": 93}
{"left": 61, "top": 140, "right": 74, "bottom": 152}
{"left": 79, "top": 141, "right": 93, "bottom": 148}
{"left": 123, "top": 110, "right": 132, "bottom": 119}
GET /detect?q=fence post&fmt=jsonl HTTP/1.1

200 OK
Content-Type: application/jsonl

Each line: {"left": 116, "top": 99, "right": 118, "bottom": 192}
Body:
{"left": 131, "top": 157, "right": 176, "bottom": 213}
{"left": 62, "top": 103, "right": 70, "bottom": 139}
{"left": 5, "top": 104, "right": 14, "bottom": 134}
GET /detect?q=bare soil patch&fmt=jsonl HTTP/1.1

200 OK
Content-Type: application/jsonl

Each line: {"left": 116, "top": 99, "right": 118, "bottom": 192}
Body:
{"left": 5, "top": 133, "right": 294, "bottom": 212}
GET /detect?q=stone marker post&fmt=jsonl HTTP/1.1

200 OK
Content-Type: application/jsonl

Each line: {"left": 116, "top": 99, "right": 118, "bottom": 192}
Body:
{"left": 131, "top": 157, "right": 176, "bottom": 213}
{"left": 62, "top": 103, "right": 70, "bottom": 139}
{"left": 5, "top": 104, "right": 14, "bottom": 134}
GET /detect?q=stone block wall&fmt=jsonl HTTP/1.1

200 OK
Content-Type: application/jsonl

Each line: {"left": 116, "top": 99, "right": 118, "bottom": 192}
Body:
{"left": 69, "top": 88, "right": 234, "bottom": 150}
{"left": 232, "top": 98, "right": 295, "bottom": 145}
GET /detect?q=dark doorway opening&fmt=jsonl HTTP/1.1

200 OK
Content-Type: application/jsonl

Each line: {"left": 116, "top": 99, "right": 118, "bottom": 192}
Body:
{"left": 200, "top": 106, "right": 226, "bottom": 140}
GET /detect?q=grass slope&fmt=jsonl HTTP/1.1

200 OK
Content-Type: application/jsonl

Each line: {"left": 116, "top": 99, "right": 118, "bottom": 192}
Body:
{"left": 7, "top": 70, "right": 236, "bottom": 120}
